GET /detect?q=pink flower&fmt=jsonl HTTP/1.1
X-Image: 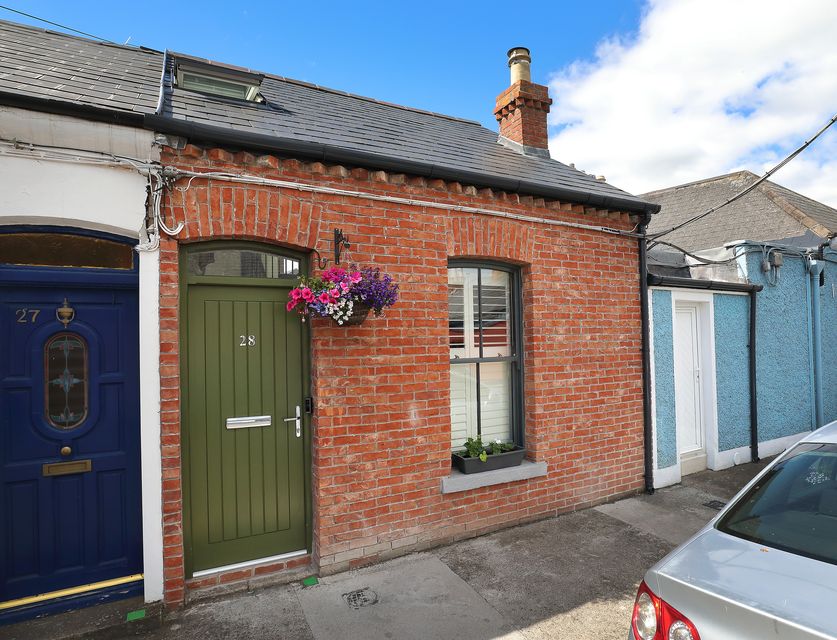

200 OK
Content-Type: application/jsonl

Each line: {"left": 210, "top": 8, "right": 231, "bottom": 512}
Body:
{"left": 350, "top": 271, "right": 362, "bottom": 284}
{"left": 329, "top": 288, "right": 340, "bottom": 298}
{"left": 318, "top": 292, "right": 331, "bottom": 304}
{"left": 322, "top": 267, "right": 347, "bottom": 283}
{"left": 286, "top": 300, "right": 298, "bottom": 311}
{"left": 301, "top": 288, "right": 314, "bottom": 302}
{"left": 339, "top": 282, "right": 349, "bottom": 293}
{"left": 290, "top": 288, "right": 302, "bottom": 300}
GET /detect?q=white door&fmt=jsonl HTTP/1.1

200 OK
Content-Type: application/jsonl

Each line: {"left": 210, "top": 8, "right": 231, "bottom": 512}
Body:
{"left": 674, "top": 304, "right": 706, "bottom": 474}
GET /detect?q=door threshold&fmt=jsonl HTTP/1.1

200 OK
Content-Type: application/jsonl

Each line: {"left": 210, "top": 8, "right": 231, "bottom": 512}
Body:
{"left": 681, "top": 451, "right": 708, "bottom": 476}
{"left": 0, "top": 574, "right": 143, "bottom": 611}
{"left": 0, "top": 576, "right": 144, "bottom": 627}
{"left": 192, "top": 550, "right": 308, "bottom": 578}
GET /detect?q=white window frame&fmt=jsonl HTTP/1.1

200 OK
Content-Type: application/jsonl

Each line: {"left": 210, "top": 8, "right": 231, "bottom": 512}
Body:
{"left": 448, "top": 261, "right": 523, "bottom": 452}
{"left": 175, "top": 63, "right": 263, "bottom": 102}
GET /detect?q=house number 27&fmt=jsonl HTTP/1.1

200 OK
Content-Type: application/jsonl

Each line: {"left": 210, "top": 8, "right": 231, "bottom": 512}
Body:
{"left": 16, "top": 308, "right": 41, "bottom": 323}
{"left": 239, "top": 335, "right": 256, "bottom": 347}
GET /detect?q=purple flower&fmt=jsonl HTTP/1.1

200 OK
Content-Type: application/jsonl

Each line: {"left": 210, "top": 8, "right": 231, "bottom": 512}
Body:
{"left": 350, "top": 266, "right": 398, "bottom": 316}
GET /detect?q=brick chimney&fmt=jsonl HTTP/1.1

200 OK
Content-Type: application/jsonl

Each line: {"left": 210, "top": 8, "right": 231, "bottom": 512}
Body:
{"left": 494, "top": 47, "right": 553, "bottom": 158}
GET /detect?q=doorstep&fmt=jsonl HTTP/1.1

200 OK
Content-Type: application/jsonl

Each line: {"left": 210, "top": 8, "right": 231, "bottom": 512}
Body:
{"left": 1, "top": 596, "right": 162, "bottom": 640}
{"left": 441, "top": 459, "right": 547, "bottom": 494}
{"left": 185, "top": 553, "right": 313, "bottom": 604}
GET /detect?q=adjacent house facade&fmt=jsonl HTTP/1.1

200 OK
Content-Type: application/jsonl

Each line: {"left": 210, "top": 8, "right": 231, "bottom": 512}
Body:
{"left": 643, "top": 173, "right": 837, "bottom": 487}
{"left": 0, "top": 21, "right": 167, "bottom": 619}
{"left": 0, "top": 20, "right": 661, "bottom": 618}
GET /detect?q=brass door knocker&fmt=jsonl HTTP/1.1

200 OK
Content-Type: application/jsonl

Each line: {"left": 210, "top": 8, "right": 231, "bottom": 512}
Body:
{"left": 56, "top": 298, "right": 75, "bottom": 327}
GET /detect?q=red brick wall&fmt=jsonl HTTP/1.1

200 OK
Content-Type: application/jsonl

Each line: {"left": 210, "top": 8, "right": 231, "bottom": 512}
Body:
{"left": 157, "top": 145, "right": 645, "bottom": 605}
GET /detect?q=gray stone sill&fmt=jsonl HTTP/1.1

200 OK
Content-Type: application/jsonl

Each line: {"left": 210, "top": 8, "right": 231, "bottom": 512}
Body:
{"left": 441, "top": 459, "right": 548, "bottom": 494}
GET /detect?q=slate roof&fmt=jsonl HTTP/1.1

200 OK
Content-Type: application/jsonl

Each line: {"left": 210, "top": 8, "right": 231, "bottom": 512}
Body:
{"left": 0, "top": 19, "right": 163, "bottom": 115}
{"left": 643, "top": 171, "right": 837, "bottom": 252}
{"left": 159, "top": 53, "right": 654, "bottom": 212}
{"left": 0, "top": 18, "right": 657, "bottom": 214}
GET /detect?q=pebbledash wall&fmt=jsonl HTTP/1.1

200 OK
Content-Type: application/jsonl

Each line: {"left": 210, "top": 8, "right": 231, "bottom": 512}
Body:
{"left": 156, "top": 144, "right": 646, "bottom": 604}
{"left": 650, "top": 247, "right": 837, "bottom": 488}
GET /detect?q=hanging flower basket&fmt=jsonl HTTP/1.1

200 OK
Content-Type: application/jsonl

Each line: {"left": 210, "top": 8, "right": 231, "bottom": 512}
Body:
{"left": 341, "top": 301, "right": 371, "bottom": 326}
{"left": 286, "top": 266, "right": 398, "bottom": 326}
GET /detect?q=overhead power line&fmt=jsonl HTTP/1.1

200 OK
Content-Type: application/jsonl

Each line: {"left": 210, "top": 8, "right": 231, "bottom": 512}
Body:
{"left": 648, "top": 111, "right": 837, "bottom": 242}
{"left": 0, "top": 4, "right": 116, "bottom": 44}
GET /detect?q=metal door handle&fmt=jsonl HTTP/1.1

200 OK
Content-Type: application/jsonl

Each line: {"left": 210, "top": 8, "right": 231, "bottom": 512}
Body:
{"left": 283, "top": 405, "right": 301, "bottom": 437}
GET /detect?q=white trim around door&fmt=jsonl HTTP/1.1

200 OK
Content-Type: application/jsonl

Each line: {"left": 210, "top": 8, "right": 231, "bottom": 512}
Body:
{"left": 671, "top": 291, "right": 718, "bottom": 477}
{"left": 139, "top": 249, "right": 164, "bottom": 603}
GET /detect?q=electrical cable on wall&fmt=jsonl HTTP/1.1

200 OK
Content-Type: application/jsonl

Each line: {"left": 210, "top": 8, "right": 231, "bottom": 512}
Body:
{"left": 0, "top": 137, "right": 182, "bottom": 251}
{"left": 649, "top": 237, "right": 814, "bottom": 288}
{"left": 1, "top": 136, "right": 644, "bottom": 246}
{"left": 165, "top": 167, "right": 644, "bottom": 240}
{"left": 0, "top": 138, "right": 157, "bottom": 171}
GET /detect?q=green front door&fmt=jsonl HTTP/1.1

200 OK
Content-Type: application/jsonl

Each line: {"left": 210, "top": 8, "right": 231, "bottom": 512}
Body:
{"left": 183, "top": 277, "right": 308, "bottom": 573}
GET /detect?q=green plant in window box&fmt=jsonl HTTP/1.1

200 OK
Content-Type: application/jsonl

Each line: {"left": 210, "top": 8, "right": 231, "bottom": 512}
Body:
{"left": 453, "top": 437, "right": 525, "bottom": 474}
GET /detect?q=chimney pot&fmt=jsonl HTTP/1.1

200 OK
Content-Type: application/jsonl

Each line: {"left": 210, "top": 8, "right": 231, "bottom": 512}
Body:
{"left": 494, "top": 47, "right": 553, "bottom": 156}
{"left": 507, "top": 47, "right": 532, "bottom": 83}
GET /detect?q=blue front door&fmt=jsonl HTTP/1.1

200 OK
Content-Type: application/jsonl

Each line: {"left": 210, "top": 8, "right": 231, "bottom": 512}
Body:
{"left": 0, "top": 276, "right": 142, "bottom": 610}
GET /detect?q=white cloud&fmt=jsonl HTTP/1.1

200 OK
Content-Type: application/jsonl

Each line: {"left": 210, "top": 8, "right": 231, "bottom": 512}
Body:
{"left": 548, "top": 0, "right": 837, "bottom": 207}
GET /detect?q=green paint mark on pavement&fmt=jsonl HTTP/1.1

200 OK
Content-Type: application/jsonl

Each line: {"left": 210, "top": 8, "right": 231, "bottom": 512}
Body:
{"left": 126, "top": 609, "right": 146, "bottom": 622}
{"left": 302, "top": 576, "right": 318, "bottom": 587}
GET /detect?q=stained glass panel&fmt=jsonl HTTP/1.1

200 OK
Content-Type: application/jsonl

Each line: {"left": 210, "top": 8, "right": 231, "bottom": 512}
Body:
{"left": 45, "top": 333, "right": 88, "bottom": 429}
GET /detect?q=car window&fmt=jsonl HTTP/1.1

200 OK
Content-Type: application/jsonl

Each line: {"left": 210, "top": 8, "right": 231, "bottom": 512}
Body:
{"left": 717, "top": 443, "right": 837, "bottom": 566}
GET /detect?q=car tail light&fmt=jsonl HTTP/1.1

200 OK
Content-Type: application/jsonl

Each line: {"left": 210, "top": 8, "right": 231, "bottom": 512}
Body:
{"left": 632, "top": 581, "right": 701, "bottom": 640}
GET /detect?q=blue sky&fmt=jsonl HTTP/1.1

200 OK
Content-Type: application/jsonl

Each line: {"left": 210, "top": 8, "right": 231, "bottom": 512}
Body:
{"left": 2, "top": 1, "right": 644, "bottom": 129}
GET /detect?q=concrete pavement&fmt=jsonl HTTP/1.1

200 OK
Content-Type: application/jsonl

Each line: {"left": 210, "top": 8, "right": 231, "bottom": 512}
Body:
{"left": 4, "top": 459, "right": 769, "bottom": 640}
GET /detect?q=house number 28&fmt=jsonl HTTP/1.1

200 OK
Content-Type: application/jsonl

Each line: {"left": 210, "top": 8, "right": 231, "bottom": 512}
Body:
{"left": 239, "top": 335, "right": 256, "bottom": 347}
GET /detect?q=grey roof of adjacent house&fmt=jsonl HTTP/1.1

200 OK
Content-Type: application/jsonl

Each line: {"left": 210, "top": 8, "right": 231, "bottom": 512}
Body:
{"left": 643, "top": 170, "right": 837, "bottom": 252}
{"left": 0, "top": 19, "right": 163, "bottom": 116}
{"left": 0, "top": 19, "right": 658, "bottom": 214}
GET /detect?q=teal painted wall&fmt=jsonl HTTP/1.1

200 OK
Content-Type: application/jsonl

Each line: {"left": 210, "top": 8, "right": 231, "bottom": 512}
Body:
{"left": 651, "top": 249, "right": 837, "bottom": 473}
{"left": 651, "top": 289, "right": 677, "bottom": 468}
{"left": 820, "top": 252, "right": 837, "bottom": 424}
{"left": 713, "top": 294, "right": 751, "bottom": 450}
{"left": 745, "top": 253, "right": 814, "bottom": 439}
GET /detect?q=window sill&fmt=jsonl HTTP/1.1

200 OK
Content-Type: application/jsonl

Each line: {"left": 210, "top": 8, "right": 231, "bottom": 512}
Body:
{"left": 441, "top": 459, "right": 548, "bottom": 494}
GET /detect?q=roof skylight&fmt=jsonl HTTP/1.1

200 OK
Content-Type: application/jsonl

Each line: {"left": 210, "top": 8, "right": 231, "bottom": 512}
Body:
{"left": 175, "top": 59, "right": 264, "bottom": 103}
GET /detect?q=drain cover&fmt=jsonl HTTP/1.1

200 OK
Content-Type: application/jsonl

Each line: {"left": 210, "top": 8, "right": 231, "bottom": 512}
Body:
{"left": 703, "top": 500, "right": 726, "bottom": 511}
{"left": 343, "top": 587, "right": 379, "bottom": 610}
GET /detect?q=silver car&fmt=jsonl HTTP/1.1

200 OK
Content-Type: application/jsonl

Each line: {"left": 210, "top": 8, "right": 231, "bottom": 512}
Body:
{"left": 630, "top": 422, "right": 837, "bottom": 640}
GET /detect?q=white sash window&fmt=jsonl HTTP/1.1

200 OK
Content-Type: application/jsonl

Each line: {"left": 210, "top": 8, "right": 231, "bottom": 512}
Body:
{"left": 448, "top": 264, "right": 522, "bottom": 451}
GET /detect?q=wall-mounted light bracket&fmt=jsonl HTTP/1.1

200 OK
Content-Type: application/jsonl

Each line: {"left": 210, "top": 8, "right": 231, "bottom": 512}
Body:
{"left": 310, "top": 229, "right": 352, "bottom": 271}
{"left": 310, "top": 248, "right": 329, "bottom": 270}
{"left": 334, "top": 229, "right": 350, "bottom": 265}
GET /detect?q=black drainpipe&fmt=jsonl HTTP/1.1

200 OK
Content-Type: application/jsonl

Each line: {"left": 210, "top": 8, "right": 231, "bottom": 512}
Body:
{"left": 749, "top": 288, "right": 759, "bottom": 462}
{"left": 638, "top": 219, "right": 654, "bottom": 494}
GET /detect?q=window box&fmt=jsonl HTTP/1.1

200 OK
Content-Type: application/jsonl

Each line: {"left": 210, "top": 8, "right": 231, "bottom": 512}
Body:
{"left": 451, "top": 446, "right": 526, "bottom": 474}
